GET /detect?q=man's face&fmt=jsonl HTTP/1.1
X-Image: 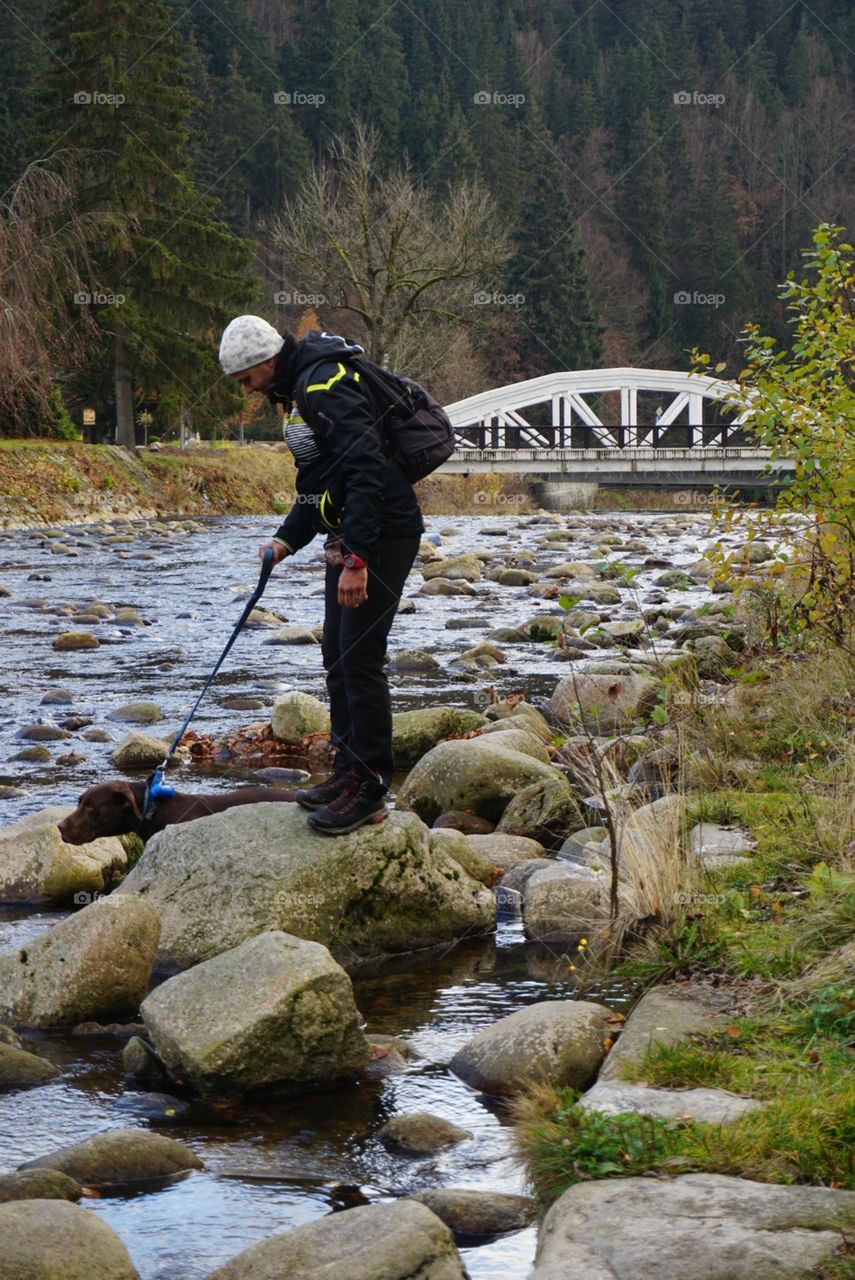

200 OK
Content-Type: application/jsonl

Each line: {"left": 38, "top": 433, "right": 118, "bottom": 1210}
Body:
{"left": 233, "top": 355, "right": 276, "bottom": 395}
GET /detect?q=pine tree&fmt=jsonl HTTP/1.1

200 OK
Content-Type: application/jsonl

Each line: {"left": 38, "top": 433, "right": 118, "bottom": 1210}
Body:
{"left": 34, "top": 0, "right": 256, "bottom": 446}
{"left": 506, "top": 101, "right": 603, "bottom": 376}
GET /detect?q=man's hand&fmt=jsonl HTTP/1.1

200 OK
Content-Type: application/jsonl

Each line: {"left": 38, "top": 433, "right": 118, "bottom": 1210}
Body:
{"left": 258, "top": 541, "right": 289, "bottom": 566}
{"left": 339, "top": 566, "right": 368, "bottom": 608}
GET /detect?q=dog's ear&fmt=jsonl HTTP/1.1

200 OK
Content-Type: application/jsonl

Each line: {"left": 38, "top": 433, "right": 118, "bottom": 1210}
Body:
{"left": 113, "top": 782, "right": 143, "bottom": 822}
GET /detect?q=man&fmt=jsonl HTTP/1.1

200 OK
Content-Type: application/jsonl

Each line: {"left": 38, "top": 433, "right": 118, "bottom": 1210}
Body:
{"left": 218, "top": 314, "right": 424, "bottom": 834}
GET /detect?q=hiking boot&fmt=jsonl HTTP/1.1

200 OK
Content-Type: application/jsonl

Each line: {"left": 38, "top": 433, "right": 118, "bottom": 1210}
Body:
{"left": 306, "top": 775, "right": 388, "bottom": 836}
{"left": 295, "top": 763, "right": 352, "bottom": 812}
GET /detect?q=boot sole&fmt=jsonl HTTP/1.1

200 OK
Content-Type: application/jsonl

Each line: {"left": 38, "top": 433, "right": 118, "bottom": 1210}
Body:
{"left": 307, "top": 808, "right": 389, "bottom": 836}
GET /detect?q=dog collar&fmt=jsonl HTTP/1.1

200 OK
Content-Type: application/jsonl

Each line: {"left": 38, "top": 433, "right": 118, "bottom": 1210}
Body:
{"left": 143, "top": 769, "right": 175, "bottom": 822}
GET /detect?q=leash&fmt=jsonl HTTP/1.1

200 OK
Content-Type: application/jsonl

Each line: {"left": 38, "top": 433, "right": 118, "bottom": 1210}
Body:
{"left": 143, "top": 547, "right": 276, "bottom": 820}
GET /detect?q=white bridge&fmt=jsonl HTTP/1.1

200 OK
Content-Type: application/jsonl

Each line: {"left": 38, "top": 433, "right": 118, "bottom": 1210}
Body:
{"left": 440, "top": 367, "right": 790, "bottom": 491}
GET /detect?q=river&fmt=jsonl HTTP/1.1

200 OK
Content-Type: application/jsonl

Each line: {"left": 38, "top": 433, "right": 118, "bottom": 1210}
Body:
{"left": 0, "top": 508, "right": 733, "bottom": 1278}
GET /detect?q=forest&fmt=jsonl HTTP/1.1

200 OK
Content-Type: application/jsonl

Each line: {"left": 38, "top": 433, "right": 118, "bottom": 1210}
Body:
{"left": 0, "top": 0, "right": 853, "bottom": 438}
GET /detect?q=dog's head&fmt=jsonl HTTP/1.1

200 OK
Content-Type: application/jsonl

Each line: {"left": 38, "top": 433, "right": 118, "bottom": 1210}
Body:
{"left": 58, "top": 782, "right": 144, "bottom": 844}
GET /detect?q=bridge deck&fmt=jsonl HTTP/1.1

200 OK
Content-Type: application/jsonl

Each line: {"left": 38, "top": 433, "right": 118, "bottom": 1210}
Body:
{"left": 438, "top": 446, "right": 791, "bottom": 486}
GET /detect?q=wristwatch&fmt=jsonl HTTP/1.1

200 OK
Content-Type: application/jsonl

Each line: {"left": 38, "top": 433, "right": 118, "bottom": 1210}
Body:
{"left": 343, "top": 552, "right": 367, "bottom": 571}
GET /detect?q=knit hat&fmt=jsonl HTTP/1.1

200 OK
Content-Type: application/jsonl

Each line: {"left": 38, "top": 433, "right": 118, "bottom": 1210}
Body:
{"left": 219, "top": 315, "right": 284, "bottom": 375}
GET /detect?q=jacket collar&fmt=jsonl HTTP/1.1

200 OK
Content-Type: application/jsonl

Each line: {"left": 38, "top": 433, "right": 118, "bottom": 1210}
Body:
{"left": 266, "top": 331, "right": 298, "bottom": 404}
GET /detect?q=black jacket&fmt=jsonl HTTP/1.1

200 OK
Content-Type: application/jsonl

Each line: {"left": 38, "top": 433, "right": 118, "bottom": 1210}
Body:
{"left": 267, "top": 329, "right": 424, "bottom": 563}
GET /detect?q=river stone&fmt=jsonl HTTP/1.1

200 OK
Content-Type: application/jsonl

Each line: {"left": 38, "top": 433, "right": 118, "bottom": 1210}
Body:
{"left": 559, "top": 827, "right": 609, "bottom": 862}
{"left": 397, "top": 738, "right": 559, "bottom": 826}
{"left": 0, "top": 895, "right": 160, "bottom": 1028}
{"left": 599, "top": 987, "right": 730, "bottom": 1082}
{"left": 0, "top": 1169, "right": 82, "bottom": 1203}
{"left": 271, "top": 691, "right": 330, "bottom": 743}
{"left": 20, "top": 1127, "right": 202, "bottom": 1187}
{"left": 492, "top": 567, "right": 537, "bottom": 585}
{"left": 378, "top": 1111, "right": 472, "bottom": 1154}
{"left": 428, "top": 829, "right": 497, "bottom": 885}
{"left": 15, "top": 724, "right": 72, "bottom": 742}
{"left": 523, "top": 863, "right": 610, "bottom": 944}
{"left": 531, "top": 1173, "right": 855, "bottom": 1280}
{"left": 450, "top": 999, "right": 612, "bottom": 1096}
{"left": 496, "top": 776, "right": 582, "bottom": 846}
{"left": 408, "top": 1189, "right": 535, "bottom": 1238}
{"left": 40, "top": 687, "right": 74, "bottom": 704}
{"left": 110, "top": 701, "right": 163, "bottom": 725}
{"left": 579, "top": 1080, "right": 765, "bottom": 1124}
{"left": 110, "top": 731, "right": 171, "bottom": 770}
{"left": 615, "top": 795, "right": 686, "bottom": 871}
{"left": 466, "top": 833, "right": 546, "bottom": 869}
{"left": 141, "top": 931, "right": 370, "bottom": 1099}
{"left": 11, "top": 742, "right": 51, "bottom": 757}
{"left": 392, "top": 705, "right": 487, "bottom": 764}
{"left": 550, "top": 671, "right": 660, "bottom": 734}
{"left": 52, "top": 631, "right": 100, "bottom": 651}
{"left": 0, "top": 1199, "right": 140, "bottom": 1279}
{"left": 422, "top": 553, "right": 481, "bottom": 582}
{"left": 544, "top": 560, "right": 596, "bottom": 579}
{"left": 262, "top": 626, "right": 318, "bottom": 645}
{"left": 470, "top": 728, "right": 551, "bottom": 762}
{"left": 418, "top": 578, "right": 477, "bottom": 596}
{"left": 117, "top": 806, "right": 493, "bottom": 973}
{"left": 207, "top": 1200, "right": 466, "bottom": 1280}
{"left": 0, "top": 1041, "right": 60, "bottom": 1088}
{"left": 0, "top": 807, "right": 127, "bottom": 904}
{"left": 388, "top": 648, "right": 441, "bottom": 671}
{"left": 114, "top": 607, "right": 144, "bottom": 625}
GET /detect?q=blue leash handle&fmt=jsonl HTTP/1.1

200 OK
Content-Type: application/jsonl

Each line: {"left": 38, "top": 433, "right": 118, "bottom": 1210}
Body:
{"left": 143, "top": 548, "right": 276, "bottom": 819}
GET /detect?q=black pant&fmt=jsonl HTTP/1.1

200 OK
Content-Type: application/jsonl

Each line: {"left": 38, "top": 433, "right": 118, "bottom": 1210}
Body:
{"left": 322, "top": 534, "right": 421, "bottom": 790}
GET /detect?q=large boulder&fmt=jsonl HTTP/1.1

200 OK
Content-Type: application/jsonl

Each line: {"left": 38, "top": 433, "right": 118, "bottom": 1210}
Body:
{"left": 0, "top": 895, "right": 160, "bottom": 1028}
{"left": 598, "top": 987, "right": 730, "bottom": 1082}
{"left": 450, "top": 999, "right": 612, "bottom": 1096}
{"left": 117, "top": 805, "right": 493, "bottom": 973}
{"left": 271, "top": 691, "right": 330, "bottom": 743}
{"left": 422, "top": 553, "right": 481, "bottom": 582}
{"left": 523, "top": 863, "right": 611, "bottom": 944}
{"left": 496, "top": 777, "right": 582, "bottom": 846}
{"left": 392, "top": 705, "right": 487, "bottom": 764}
{"left": 0, "top": 1041, "right": 60, "bottom": 1088}
{"left": 408, "top": 1189, "right": 535, "bottom": 1238}
{"left": 531, "top": 1174, "right": 855, "bottom": 1280}
{"left": 20, "top": 1128, "right": 201, "bottom": 1188}
{"left": 466, "top": 833, "right": 546, "bottom": 869}
{"left": 0, "top": 807, "right": 126, "bottom": 904}
{"left": 0, "top": 1199, "right": 140, "bottom": 1279}
{"left": 0, "top": 1169, "right": 81, "bottom": 1203}
{"left": 397, "top": 739, "right": 559, "bottom": 826}
{"left": 141, "top": 931, "right": 370, "bottom": 1098}
{"left": 427, "top": 829, "right": 497, "bottom": 885}
{"left": 207, "top": 1200, "right": 466, "bottom": 1280}
{"left": 550, "top": 671, "right": 660, "bottom": 734}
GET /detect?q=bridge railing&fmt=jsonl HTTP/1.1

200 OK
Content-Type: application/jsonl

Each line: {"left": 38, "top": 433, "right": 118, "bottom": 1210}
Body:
{"left": 452, "top": 423, "right": 755, "bottom": 450}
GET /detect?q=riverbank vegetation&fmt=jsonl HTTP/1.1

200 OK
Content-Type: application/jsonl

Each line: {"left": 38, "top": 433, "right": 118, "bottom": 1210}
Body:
{"left": 513, "top": 228, "right": 855, "bottom": 1237}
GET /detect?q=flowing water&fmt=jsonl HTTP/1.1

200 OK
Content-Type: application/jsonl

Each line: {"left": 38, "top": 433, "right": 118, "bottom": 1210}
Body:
{"left": 0, "top": 509, "right": 743, "bottom": 1277}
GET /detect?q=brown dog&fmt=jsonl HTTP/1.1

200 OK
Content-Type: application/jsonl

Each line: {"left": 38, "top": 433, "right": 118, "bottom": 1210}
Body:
{"left": 58, "top": 779, "right": 298, "bottom": 846}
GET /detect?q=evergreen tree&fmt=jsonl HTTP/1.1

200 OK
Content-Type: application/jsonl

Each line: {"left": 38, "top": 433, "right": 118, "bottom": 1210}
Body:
{"left": 34, "top": 0, "right": 256, "bottom": 446}
{"left": 506, "top": 101, "right": 603, "bottom": 375}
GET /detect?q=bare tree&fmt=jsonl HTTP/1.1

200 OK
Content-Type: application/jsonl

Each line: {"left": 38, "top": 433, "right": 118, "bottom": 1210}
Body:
{"left": 265, "top": 121, "right": 510, "bottom": 384}
{"left": 0, "top": 152, "right": 127, "bottom": 435}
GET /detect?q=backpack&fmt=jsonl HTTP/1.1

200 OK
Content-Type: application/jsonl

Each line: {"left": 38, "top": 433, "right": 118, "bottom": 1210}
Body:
{"left": 303, "top": 352, "right": 456, "bottom": 484}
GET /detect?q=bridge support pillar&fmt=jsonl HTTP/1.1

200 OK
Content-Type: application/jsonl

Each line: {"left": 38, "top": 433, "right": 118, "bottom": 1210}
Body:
{"left": 536, "top": 479, "right": 599, "bottom": 511}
